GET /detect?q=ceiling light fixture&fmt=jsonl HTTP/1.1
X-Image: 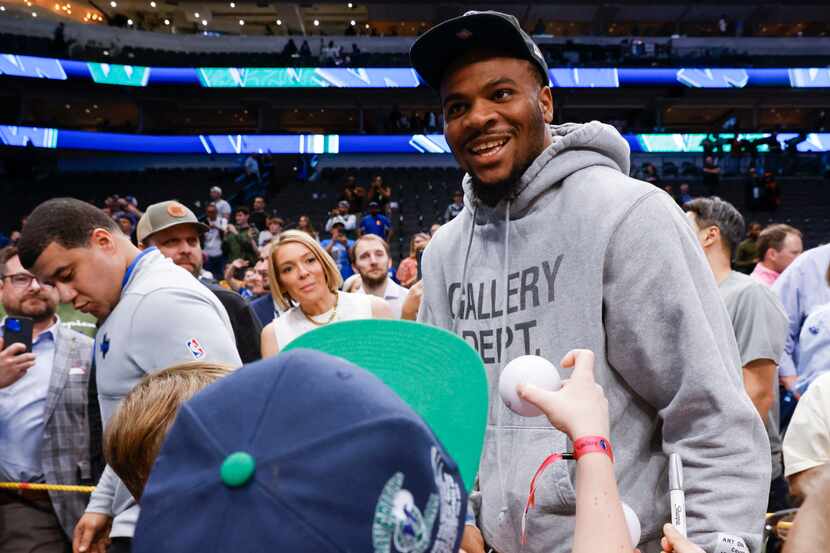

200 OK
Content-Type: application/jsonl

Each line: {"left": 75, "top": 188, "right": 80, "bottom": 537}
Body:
{"left": 127, "top": 18, "right": 133, "bottom": 25}
{"left": 238, "top": 18, "right": 244, "bottom": 25}
{"left": 194, "top": 12, "right": 199, "bottom": 17}
{"left": 276, "top": 19, "right": 282, "bottom": 25}
{"left": 313, "top": 19, "right": 319, "bottom": 26}
{"left": 201, "top": 19, "right": 207, "bottom": 25}
{"left": 163, "top": 18, "right": 170, "bottom": 25}
{"left": 109, "top": 1, "right": 116, "bottom": 7}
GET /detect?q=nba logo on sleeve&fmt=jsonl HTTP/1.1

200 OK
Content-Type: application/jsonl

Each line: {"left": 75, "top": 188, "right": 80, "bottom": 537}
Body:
{"left": 186, "top": 338, "right": 206, "bottom": 360}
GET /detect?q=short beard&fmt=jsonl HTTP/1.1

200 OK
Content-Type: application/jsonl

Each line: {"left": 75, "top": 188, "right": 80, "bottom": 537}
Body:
{"left": 360, "top": 271, "right": 387, "bottom": 288}
{"left": 12, "top": 300, "right": 56, "bottom": 324}
{"left": 469, "top": 127, "right": 548, "bottom": 208}
{"left": 471, "top": 175, "right": 522, "bottom": 208}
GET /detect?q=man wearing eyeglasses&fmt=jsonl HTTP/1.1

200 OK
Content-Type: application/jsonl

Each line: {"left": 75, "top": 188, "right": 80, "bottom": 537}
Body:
{"left": 0, "top": 246, "right": 96, "bottom": 552}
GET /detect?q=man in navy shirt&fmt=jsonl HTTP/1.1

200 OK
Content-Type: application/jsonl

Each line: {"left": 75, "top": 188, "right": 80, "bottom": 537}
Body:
{"left": 321, "top": 223, "right": 355, "bottom": 280}
{"left": 359, "top": 202, "right": 392, "bottom": 240}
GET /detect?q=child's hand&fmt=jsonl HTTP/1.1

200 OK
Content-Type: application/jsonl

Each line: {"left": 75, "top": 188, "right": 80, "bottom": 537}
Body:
{"left": 661, "top": 524, "right": 705, "bottom": 553}
{"left": 517, "top": 349, "right": 609, "bottom": 441}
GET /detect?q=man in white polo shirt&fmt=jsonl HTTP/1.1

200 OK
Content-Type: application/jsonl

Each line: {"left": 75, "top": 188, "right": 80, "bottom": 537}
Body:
{"left": 349, "top": 234, "right": 407, "bottom": 319}
{"left": 18, "top": 197, "right": 242, "bottom": 553}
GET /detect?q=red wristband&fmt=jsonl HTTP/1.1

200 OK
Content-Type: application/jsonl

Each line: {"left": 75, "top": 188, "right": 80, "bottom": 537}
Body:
{"left": 573, "top": 435, "right": 614, "bottom": 463}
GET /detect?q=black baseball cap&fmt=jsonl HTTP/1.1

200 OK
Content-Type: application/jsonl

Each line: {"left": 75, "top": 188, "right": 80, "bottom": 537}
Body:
{"left": 410, "top": 10, "right": 550, "bottom": 91}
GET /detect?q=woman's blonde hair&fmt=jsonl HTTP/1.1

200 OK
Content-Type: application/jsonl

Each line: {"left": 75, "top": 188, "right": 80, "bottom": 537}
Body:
{"left": 267, "top": 229, "right": 343, "bottom": 311}
{"left": 104, "top": 362, "right": 234, "bottom": 500}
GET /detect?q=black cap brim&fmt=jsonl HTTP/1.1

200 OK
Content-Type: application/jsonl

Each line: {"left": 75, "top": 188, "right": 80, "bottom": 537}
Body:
{"left": 410, "top": 11, "right": 549, "bottom": 91}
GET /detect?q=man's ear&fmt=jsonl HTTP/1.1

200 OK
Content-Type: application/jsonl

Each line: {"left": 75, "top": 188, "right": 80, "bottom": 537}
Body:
{"left": 702, "top": 225, "right": 721, "bottom": 250}
{"left": 89, "top": 228, "right": 117, "bottom": 252}
{"left": 539, "top": 86, "right": 554, "bottom": 125}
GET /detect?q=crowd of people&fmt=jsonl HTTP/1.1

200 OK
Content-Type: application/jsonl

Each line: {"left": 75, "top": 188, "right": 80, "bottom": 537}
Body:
{"left": 3, "top": 10, "right": 830, "bottom": 553}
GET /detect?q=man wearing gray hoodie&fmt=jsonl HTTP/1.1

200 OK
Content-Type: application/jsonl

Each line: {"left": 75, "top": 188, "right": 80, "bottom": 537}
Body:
{"left": 410, "top": 11, "right": 770, "bottom": 553}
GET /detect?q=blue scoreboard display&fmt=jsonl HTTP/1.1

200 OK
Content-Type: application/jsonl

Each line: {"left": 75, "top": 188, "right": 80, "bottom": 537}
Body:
{"left": 2, "top": 125, "right": 829, "bottom": 154}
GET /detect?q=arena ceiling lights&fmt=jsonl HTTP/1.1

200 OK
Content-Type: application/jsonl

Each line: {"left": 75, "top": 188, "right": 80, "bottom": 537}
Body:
{"left": 1, "top": 53, "right": 830, "bottom": 88}
{"left": 2, "top": 125, "right": 829, "bottom": 154}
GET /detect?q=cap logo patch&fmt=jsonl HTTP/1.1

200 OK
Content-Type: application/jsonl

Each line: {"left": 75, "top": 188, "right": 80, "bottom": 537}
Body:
{"left": 373, "top": 472, "right": 438, "bottom": 553}
{"left": 456, "top": 29, "right": 472, "bottom": 40}
{"left": 371, "top": 447, "right": 461, "bottom": 553}
{"left": 167, "top": 203, "right": 188, "bottom": 218}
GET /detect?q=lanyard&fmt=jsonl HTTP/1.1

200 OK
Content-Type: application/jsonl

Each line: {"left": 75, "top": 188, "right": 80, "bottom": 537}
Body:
{"left": 521, "top": 452, "right": 570, "bottom": 545}
{"left": 121, "top": 247, "right": 156, "bottom": 291}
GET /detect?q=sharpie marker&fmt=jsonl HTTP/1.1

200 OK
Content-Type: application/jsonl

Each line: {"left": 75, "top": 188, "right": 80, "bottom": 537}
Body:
{"left": 669, "top": 453, "right": 687, "bottom": 538}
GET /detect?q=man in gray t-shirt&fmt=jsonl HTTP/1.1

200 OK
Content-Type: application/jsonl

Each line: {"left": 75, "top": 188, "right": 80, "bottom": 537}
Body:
{"left": 18, "top": 198, "right": 242, "bottom": 553}
{"left": 686, "top": 197, "right": 789, "bottom": 509}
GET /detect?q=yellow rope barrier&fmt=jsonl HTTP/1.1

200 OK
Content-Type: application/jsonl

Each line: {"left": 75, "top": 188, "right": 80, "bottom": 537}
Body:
{"left": 0, "top": 482, "right": 95, "bottom": 493}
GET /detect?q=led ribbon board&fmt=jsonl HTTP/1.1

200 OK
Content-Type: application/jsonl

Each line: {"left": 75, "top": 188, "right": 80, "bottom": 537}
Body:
{"left": 2, "top": 54, "right": 829, "bottom": 88}
{"left": 2, "top": 126, "right": 829, "bottom": 154}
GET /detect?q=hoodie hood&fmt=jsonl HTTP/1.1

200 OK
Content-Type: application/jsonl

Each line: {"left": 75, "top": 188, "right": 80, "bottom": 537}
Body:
{"left": 461, "top": 121, "right": 631, "bottom": 222}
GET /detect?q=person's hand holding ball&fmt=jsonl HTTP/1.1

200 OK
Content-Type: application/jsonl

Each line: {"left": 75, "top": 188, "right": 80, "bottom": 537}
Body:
{"left": 498, "top": 355, "right": 561, "bottom": 417}
{"left": 500, "top": 350, "right": 609, "bottom": 441}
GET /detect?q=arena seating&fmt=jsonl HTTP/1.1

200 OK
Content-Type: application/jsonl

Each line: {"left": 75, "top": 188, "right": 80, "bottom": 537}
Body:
{"left": 2, "top": 157, "right": 828, "bottom": 262}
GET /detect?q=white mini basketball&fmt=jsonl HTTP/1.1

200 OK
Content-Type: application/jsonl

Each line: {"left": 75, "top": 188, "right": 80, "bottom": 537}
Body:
{"left": 498, "top": 355, "right": 561, "bottom": 417}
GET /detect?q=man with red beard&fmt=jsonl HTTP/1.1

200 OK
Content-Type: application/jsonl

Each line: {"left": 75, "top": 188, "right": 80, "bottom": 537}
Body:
{"left": 350, "top": 234, "right": 407, "bottom": 318}
{"left": 0, "top": 246, "right": 95, "bottom": 551}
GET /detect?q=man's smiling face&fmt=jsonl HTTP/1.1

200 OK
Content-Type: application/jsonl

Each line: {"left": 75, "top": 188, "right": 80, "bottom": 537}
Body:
{"left": 441, "top": 53, "right": 553, "bottom": 205}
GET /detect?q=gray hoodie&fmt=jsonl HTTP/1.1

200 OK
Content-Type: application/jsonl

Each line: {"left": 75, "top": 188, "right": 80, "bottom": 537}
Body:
{"left": 418, "top": 122, "right": 770, "bottom": 553}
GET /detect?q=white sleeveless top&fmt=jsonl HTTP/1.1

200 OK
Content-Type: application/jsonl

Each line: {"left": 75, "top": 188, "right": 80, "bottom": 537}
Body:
{"left": 274, "top": 291, "right": 373, "bottom": 350}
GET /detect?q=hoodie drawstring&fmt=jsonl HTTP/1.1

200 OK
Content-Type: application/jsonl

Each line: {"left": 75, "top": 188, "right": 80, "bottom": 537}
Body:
{"left": 502, "top": 200, "right": 511, "bottom": 357}
{"left": 494, "top": 199, "right": 512, "bottom": 521}
{"left": 452, "top": 198, "right": 514, "bottom": 522}
{"left": 452, "top": 202, "right": 478, "bottom": 335}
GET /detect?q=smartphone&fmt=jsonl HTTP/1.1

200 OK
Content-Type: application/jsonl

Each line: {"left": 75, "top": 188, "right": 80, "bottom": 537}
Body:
{"left": 416, "top": 249, "right": 424, "bottom": 282}
{"left": 3, "top": 316, "right": 34, "bottom": 353}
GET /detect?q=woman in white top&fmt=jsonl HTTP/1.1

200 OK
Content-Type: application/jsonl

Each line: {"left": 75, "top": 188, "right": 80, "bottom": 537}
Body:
{"left": 260, "top": 230, "right": 392, "bottom": 356}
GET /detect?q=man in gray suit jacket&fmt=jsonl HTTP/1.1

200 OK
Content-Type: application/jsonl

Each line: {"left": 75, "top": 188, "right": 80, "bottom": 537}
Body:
{"left": 0, "top": 246, "right": 96, "bottom": 552}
